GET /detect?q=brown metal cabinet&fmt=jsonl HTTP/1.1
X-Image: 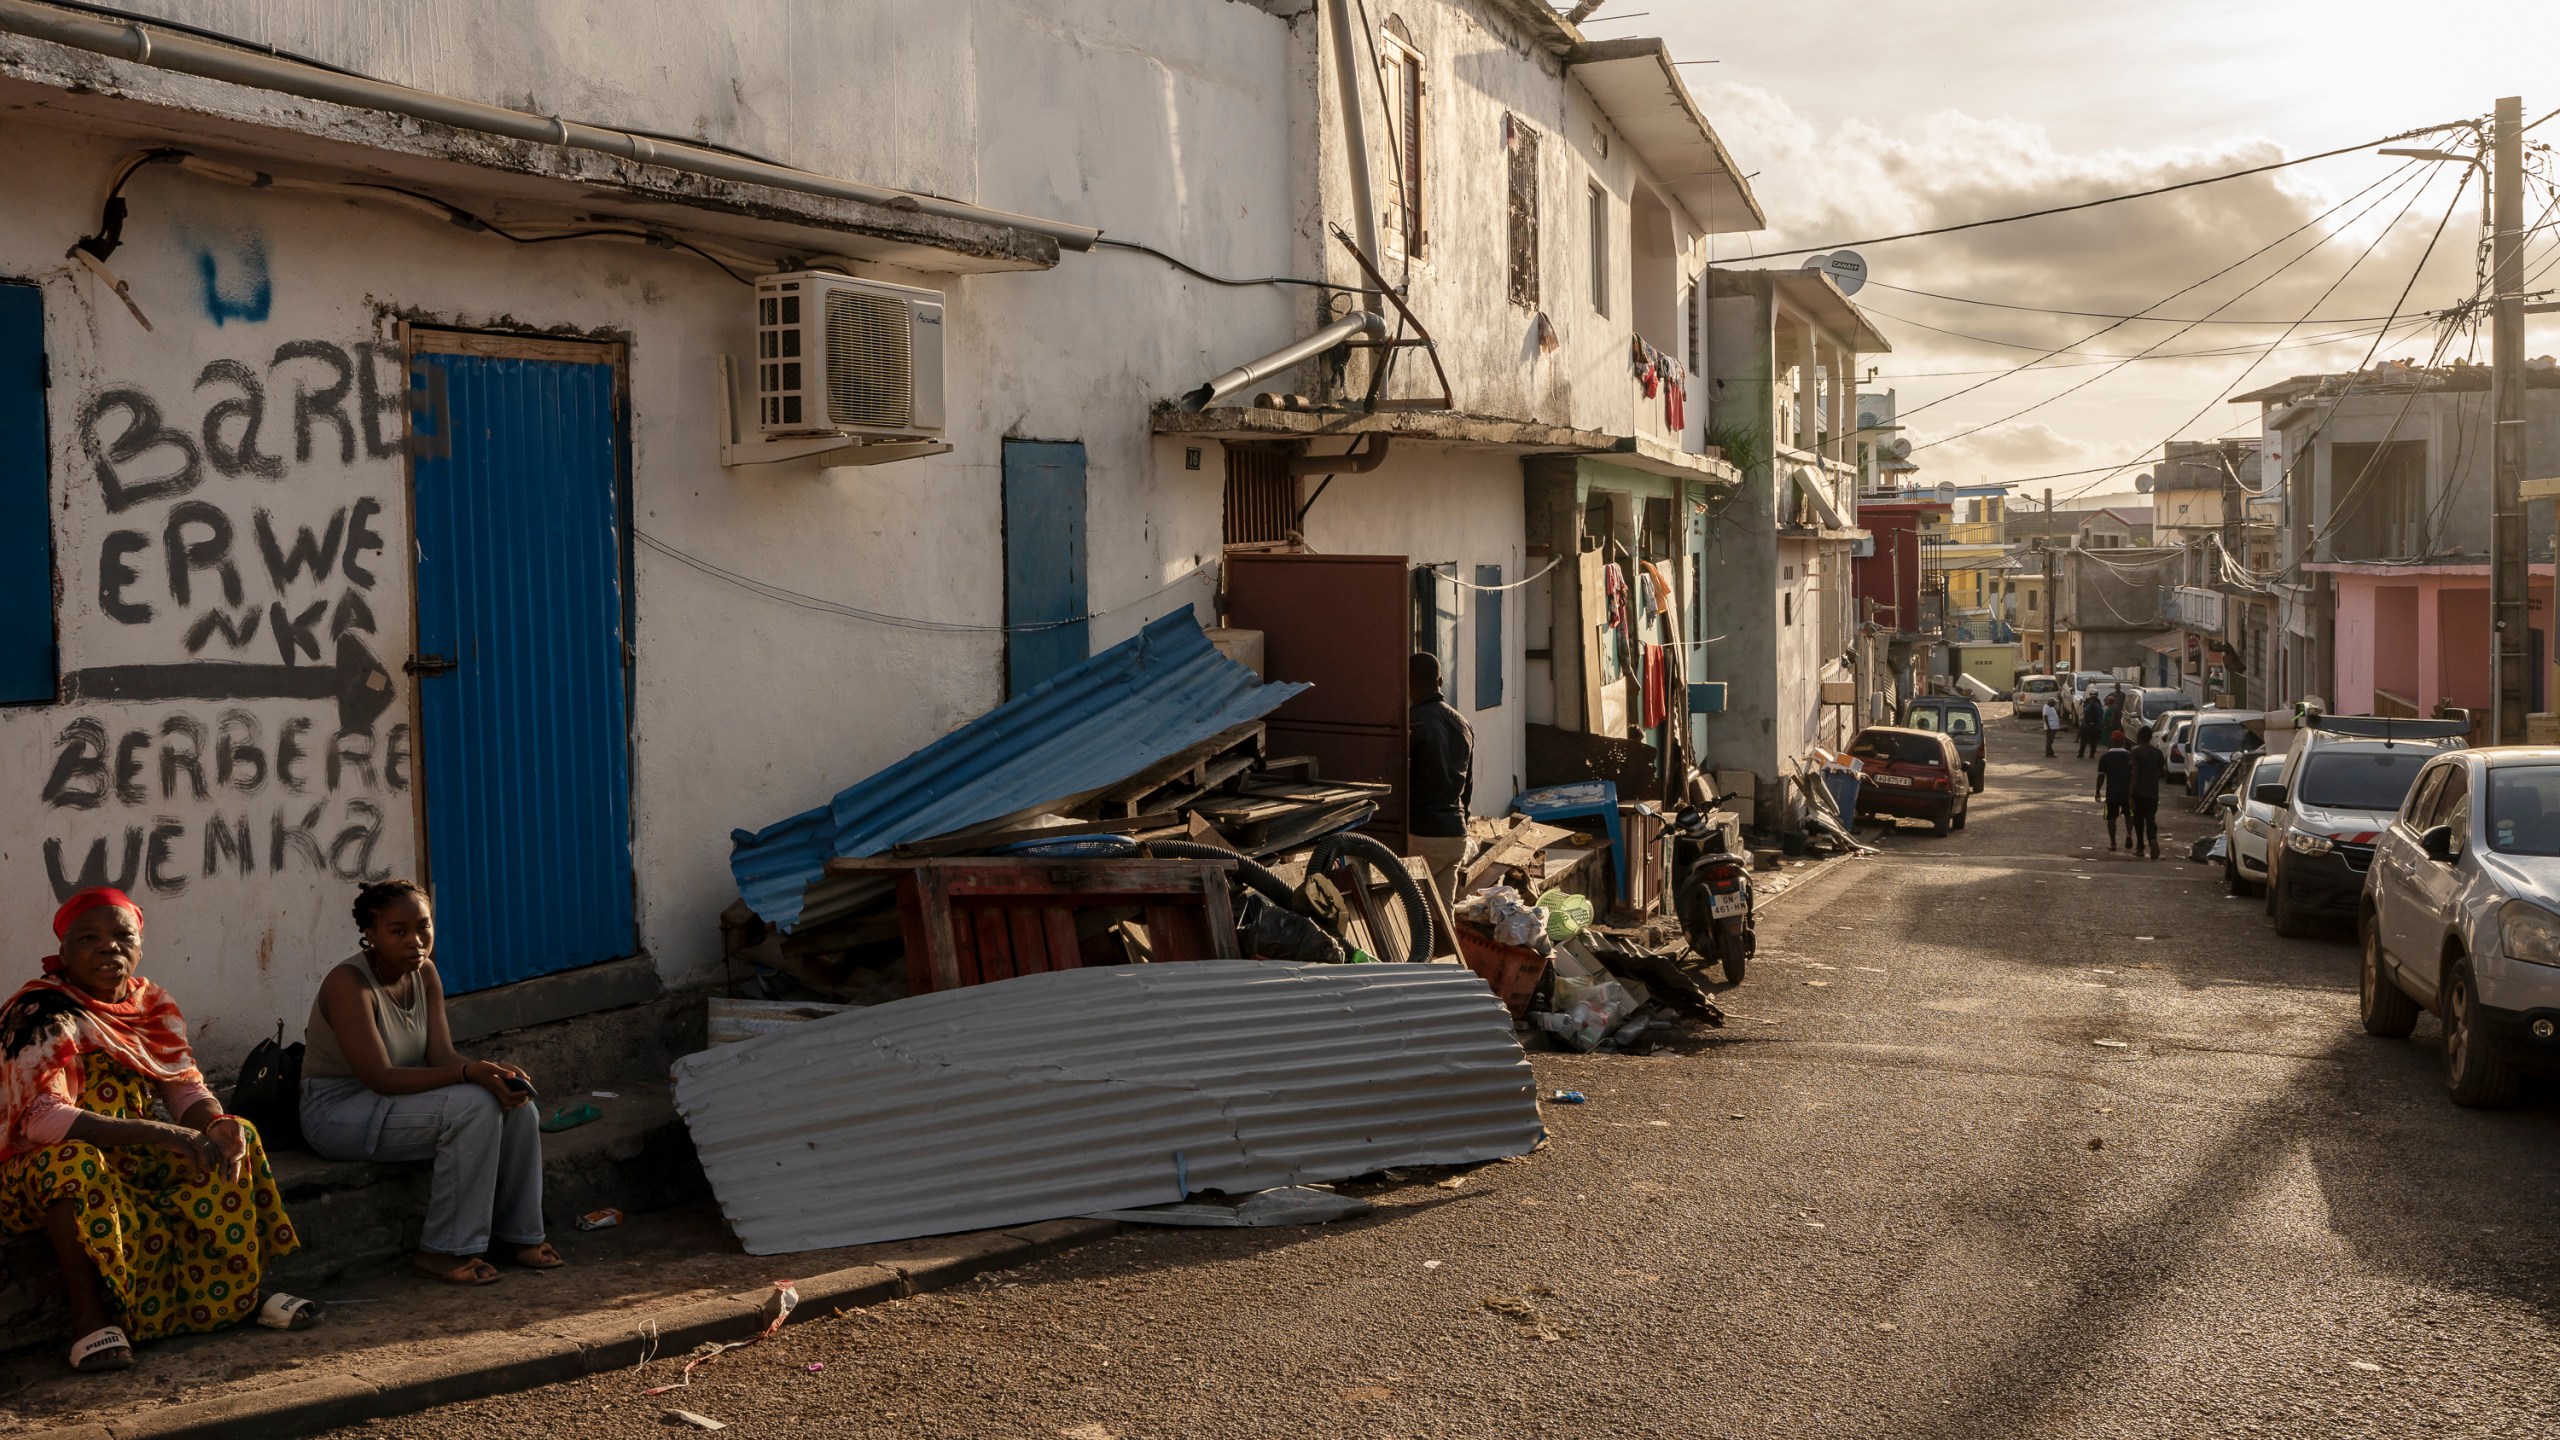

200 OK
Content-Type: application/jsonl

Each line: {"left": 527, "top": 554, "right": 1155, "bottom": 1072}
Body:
{"left": 1223, "top": 553, "right": 1413, "bottom": 851}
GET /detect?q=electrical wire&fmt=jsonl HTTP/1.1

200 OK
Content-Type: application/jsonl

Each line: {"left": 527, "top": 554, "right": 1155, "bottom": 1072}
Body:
{"left": 635, "top": 531, "right": 1220, "bottom": 633}
{"left": 1867, "top": 315, "right": 2435, "bottom": 378}
{"left": 1091, "top": 238, "right": 1367, "bottom": 293}
{"left": 1914, "top": 161, "right": 2442, "bottom": 450}
{"left": 1859, "top": 280, "right": 2406, "bottom": 327}
{"left": 1904, "top": 158, "right": 2429, "bottom": 422}
{"left": 1444, "top": 556, "right": 1562, "bottom": 592}
{"left": 1737, "top": 119, "right": 2472, "bottom": 260}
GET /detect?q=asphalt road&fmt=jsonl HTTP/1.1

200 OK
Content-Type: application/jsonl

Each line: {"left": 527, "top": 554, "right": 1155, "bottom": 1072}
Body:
{"left": 344, "top": 721, "right": 2560, "bottom": 1440}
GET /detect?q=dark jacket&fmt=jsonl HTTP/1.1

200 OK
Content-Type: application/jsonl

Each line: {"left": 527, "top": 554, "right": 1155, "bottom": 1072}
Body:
{"left": 2130, "top": 743, "right": 2167, "bottom": 800}
{"left": 2078, "top": 699, "right": 2104, "bottom": 735}
{"left": 1408, "top": 694, "right": 1474, "bottom": 838}
{"left": 2096, "top": 748, "right": 2134, "bottom": 802}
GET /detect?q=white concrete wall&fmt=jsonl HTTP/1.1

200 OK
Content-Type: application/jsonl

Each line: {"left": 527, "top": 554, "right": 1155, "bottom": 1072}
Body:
{"left": 1311, "top": 0, "right": 1709, "bottom": 441}
{"left": 0, "top": 0, "right": 1300, "bottom": 1062}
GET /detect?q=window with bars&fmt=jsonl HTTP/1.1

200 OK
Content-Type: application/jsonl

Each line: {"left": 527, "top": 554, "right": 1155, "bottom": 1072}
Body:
{"left": 1223, "top": 446, "right": 1299, "bottom": 547}
{"left": 1381, "top": 20, "right": 1426, "bottom": 262}
{"left": 1506, "top": 114, "right": 1539, "bottom": 308}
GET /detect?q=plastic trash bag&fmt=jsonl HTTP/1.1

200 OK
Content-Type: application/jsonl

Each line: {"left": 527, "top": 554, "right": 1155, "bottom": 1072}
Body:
{"left": 1534, "top": 975, "right": 1649, "bottom": 1051}
{"left": 1533, "top": 889, "right": 1594, "bottom": 942}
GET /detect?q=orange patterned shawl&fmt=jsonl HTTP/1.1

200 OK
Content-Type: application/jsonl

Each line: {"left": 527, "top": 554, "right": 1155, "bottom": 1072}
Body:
{"left": 0, "top": 975, "right": 203, "bottom": 1164}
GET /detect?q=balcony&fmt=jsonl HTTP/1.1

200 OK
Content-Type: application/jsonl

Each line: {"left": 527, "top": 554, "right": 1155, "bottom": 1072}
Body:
{"left": 2162, "top": 585, "right": 2224, "bottom": 632}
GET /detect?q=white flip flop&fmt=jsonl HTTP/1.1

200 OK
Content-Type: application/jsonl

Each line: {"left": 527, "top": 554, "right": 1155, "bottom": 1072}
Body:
{"left": 255, "top": 1293, "right": 323, "bottom": 1331}
{"left": 68, "top": 1325, "right": 132, "bottom": 1371}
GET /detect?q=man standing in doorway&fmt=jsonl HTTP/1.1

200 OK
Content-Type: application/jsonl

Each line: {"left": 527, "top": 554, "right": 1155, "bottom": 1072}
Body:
{"left": 2095, "top": 733, "right": 2134, "bottom": 850}
{"left": 1407, "top": 652, "right": 1474, "bottom": 906}
{"left": 2042, "top": 695, "right": 2064, "bottom": 757}
{"left": 2129, "top": 723, "right": 2167, "bottom": 860}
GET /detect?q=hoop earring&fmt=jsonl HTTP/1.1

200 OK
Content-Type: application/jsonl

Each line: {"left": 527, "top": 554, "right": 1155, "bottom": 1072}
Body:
{"left": 359, "top": 935, "right": 375, "bottom": 952}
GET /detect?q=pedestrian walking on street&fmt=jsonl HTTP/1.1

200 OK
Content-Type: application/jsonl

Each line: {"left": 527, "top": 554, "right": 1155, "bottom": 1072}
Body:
{"left": 1405, "top": 652, "right": 1474, "bottom": 906}
{"left": 2076, "top": 694, "right": 2104, "bottom": 759}
{"left": 2129, "top": 724, "right": 2167, "bottom": 859}
{"left": 2095, "top": 734, "right": 2134, "bottom": 850}
{"left": 2042, "top": 697, "right": 2063, "bottom": 756}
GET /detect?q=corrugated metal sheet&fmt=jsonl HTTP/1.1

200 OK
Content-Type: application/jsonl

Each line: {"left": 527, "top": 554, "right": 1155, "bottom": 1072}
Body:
{"left": 412, "top": 343, "right": 636, "bottom": 992}
{"left": 671, "top": 960, "right": 1544, "bottom": 1254}
{"left": 729, "top": 610, "right": 1306, "bottom": 930}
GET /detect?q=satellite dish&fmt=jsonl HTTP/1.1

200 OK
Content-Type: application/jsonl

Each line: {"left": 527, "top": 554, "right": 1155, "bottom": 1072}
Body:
{"left": 1887, "top": 437, "right": 1913, "bottom": 461}
{"left": 1802, "top": 249, "right": 1868, "bottom": 295}
{"left": 2134, "top": 472, "right": 2154, "bottom": 493}
{"left": 1857, "top": 410, "right": 1879, "bottom": 430}
{"left": 1934, "top": 480, "right": 1957, "bottom": 504}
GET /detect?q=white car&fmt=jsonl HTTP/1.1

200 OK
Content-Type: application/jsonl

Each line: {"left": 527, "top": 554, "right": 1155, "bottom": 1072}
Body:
{"left": 2013, "top": 674, "right": 2062, "bottom": 720}
{"left": 2359, "top": 748, "right": 2560, "bottom": 1106}
{"left": 2158, "top": 712, "right": 2199, "bottom": 784}
{"left": 2216, "top": 753, "right": 2286, "bottom": 895}
{"left": 2262, "top": 716, "right": 2469, "bottom": 937}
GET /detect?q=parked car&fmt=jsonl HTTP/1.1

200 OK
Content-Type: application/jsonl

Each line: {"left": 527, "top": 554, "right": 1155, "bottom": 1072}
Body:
{"left": 2186, "top": 710, "right": 2271, "bottom": 797}
{"left": 1905, "top": 695, "right": 1987, "bottom": 791}
{"left": 1849, "top": 726, "right": 1971, "bottom": 836}
{"left": 2358, "top": 748, "right": 2560, "bottom": 1106}
{"left": 2157, "top": 711, "right": 2198, "bottom": 784}
{"left": 2118, "top": 687, "right": 2190, "bottom": 734}
{"left": 2013, "top": 673, "right": 2062, "bottom": 720}
{"left": 2216, "top": 753, "right": 2287, "bottom": 896}
{"left": 2068, "top": 671, "right": 2121, "bottom": 708}
{"left": 2259, "top": 715, "right": 2469, "bottom": 937}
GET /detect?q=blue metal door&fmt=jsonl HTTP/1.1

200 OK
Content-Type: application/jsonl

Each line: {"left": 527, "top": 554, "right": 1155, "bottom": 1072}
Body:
{"left": 1003, "top": 440, "right": 1088, "bottom": 696}
{"left": 409, "top": 334, "right": 634, "bottom": 993}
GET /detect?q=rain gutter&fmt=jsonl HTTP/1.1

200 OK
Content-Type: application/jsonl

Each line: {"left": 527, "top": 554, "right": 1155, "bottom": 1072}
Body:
{"left": 0, "top": 0, "right": 1100, "bottom": 252}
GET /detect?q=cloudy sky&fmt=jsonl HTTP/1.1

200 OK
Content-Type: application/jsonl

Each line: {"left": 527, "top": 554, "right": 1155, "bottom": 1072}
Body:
{"left": 1604, "top": 0, "right": 2559, "bottom": 508}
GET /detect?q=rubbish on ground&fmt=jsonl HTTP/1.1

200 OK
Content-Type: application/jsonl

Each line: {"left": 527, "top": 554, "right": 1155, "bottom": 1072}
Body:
{"left": 664, "top": 1411, "right": 727, "bottom": 1431}
{"left": 1583, "top": 931, "right": 1720, "bottom": 1022}
{"left": 707, "top": 996, "right": 858, "bottom": 1047}
{"left": 1550, "top": 1090, "right": 1587, "bottom": 1104}
{"left": 591, "top": 1090, "right": 619, "bottom": 1099}
{"left": 541, "top": 1103, "right": 604, "bottom": 1133}
{"left": 1534, "top": 975, "right": 1649, "bottom": 1051}
{"left": 1533, "top": 889, "right": 1594, "bottom": 942}
{"left": 2092, "top": 1039, "right": 2130, "bottom": 1049}
{"left": 1090, "top": 1186, "right": 1372, "bottom": 1227}
{"left": 1423, "top": 1260, "right": 1443, "bottom": 1269}
{"left": 673, "top": 961, "right": 1542, "bottom": 1254}
{"left": 644, "top": 1282, "right": 798, "bottom": 1396}
{"left": 2191, "top": 834, "right": 2224, "bottom": 863}
{"left": 577, "top": 1208, "right": 624, "bottom": 1231}
{"left": 806, "top": 1363, "right": 824, "bottom": 1373}
{"left": 2087, "top": 1137, "right": 2105, "bottom": 1151}
{"left": 1463, "top": 886, "right": 1554, "bottom": 951}
{"left": 1435, "top": 1175, "right": 1468, "bottom": 1189}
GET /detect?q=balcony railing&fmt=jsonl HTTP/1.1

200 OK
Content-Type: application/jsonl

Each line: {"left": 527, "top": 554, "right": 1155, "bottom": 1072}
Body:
{"left": 2161, "top": 585, "right": 2225, "bottom": 632}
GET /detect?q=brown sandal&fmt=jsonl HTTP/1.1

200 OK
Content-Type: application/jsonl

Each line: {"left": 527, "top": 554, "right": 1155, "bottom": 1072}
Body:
{"left": 414, "top": 1253, "right": 502, "bottom": 1286}
{"left": 508, "top": 1243, "right": 566, "bottom": 1270}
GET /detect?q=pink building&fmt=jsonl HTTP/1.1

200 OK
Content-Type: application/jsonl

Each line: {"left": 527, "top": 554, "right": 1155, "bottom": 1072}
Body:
{"left": 2316, "top": 562, "right": 2552, "bottom": 718}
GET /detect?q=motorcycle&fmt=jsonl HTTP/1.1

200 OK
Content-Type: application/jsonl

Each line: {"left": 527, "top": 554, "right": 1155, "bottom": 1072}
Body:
{"left": 1669, "top": 797, "right": 1753, "bottom": 986}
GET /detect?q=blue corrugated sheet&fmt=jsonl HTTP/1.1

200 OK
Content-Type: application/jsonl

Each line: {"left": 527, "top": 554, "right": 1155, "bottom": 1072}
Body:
{"left": 730, "top": 610, "right": 1308, "bottom": 930}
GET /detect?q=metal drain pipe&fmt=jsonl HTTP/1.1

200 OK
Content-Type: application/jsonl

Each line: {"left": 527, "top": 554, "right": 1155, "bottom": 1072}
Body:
{"left": 0, "top": 0, "right": 1101, "bottom": 252}
{"left": 1181, "top": 311, "right": 1386, "bottom": 412}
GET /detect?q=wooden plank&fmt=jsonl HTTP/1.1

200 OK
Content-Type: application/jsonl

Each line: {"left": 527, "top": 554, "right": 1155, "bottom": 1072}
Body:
{"left": 1008, "top": 906, "right": 1051, "bottom": 975}
{"left": 1406, "top": 854, "right": 1461, "bottom": 960}
{"left": 1579, "top": 550, "right": 1610, "bottom": 733}
{"left": 896, "top": 873, "right": 935, "bottom": 996}
{"left": 1041, "top": 907, "right": 1082, "bottom": 972}
{"left": 887, "top": 811, "right": 1185, "bottom": 859}
{"left": 1144, "top": 905, "right": 1195, "bottom": 961}
{"left": 1195, "top": 862, "right": 1240, "bottom": 957}
{"left": 972, "top": 905, "right": 1014, "bottom": 982}
{"left": 912, "top": 868, "right": 964, "bottom": 993}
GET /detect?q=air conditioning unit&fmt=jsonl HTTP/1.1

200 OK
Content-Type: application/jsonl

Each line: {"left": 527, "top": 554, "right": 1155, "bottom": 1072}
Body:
{"left": 754, "top": 270, "right": 946, "bottom": 439}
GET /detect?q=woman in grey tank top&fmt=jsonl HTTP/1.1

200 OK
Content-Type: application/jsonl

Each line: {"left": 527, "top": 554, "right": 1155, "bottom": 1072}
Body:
{"left": 298, "top": 880, "right": 560, "bottom": 1285}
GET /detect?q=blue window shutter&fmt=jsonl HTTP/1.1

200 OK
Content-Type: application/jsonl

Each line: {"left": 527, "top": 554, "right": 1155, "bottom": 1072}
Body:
{"left": 0, "top": 283, "right": 53, "bottom": 704}
{"left": 1473, "top": 564, "right": 1504, "bottom": 710}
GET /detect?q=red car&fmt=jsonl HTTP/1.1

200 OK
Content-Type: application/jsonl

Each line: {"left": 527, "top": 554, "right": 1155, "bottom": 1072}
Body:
{"left": 1850, "top": 726, "right": 1972, "bottom": 835}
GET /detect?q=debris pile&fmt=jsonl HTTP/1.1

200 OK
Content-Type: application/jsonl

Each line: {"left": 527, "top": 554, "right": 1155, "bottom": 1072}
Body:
{"left": 1451, "top": 884, "right": 1722, "bottom": 1053}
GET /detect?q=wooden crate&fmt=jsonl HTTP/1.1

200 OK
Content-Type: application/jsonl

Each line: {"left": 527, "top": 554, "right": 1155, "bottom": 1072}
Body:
{"left": 856, "top": 858, "right": 1240, "bottom": 995}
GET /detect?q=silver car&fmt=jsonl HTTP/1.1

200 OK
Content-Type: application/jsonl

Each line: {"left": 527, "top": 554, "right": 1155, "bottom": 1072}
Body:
{"left": 2217, "top": 754, "right": 2286, "bottom": 896}
{"left": 2360, "top": 748, "right": 2560, "bottom": 1107}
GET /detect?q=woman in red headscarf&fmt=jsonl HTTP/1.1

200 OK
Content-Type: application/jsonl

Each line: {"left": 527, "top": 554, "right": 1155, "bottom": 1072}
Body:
{"left": 0, "top": 889, "right": 313, "bottom": 1371}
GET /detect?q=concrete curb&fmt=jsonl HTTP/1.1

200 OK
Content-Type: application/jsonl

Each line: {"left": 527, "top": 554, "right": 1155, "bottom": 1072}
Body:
{"left": 25, "top": 1217, "right": 1120, "bottom": 1440}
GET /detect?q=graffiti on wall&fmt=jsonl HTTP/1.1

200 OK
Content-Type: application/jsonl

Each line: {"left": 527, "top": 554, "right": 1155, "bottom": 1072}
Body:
{"left": 38, "top": 338, "right": 429, "bottom": 902}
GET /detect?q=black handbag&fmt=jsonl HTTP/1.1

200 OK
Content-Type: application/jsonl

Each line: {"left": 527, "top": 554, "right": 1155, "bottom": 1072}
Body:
{"left": 227, "top": 1022, "right": 306, "bottom": 1150}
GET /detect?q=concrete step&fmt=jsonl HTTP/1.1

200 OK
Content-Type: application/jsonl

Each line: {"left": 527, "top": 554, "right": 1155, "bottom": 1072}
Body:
{"left": 0, "top": 1081, "right": 706, "bottom": 1353}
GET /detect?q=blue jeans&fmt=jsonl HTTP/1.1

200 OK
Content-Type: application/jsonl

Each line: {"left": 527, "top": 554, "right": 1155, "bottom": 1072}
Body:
{"left": 301, "top": 1077, "right": 545, "bottom": 1255}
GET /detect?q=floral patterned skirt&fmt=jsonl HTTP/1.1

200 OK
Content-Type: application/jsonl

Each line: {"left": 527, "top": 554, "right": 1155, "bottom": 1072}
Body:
{"left": 0, "top": 1056, "right": 298, "bottom": 1342}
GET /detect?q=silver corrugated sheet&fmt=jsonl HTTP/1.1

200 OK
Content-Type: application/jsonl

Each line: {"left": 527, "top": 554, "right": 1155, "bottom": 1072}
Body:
{"left": 671, "top": 961, "right": 1544, "bottom": 1254}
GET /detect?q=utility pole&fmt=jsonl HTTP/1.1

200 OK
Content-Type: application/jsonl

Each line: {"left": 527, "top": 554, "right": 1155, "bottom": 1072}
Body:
{"left": 2043, "top": 487, "right": 2059, "bottom": 674}
{"left": 2493, "top": 95, "right": 2529, "bottom": 743}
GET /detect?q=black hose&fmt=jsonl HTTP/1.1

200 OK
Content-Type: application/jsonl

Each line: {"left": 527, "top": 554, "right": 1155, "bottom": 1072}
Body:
{"left": 1310, "top": 830, "right": 1436, "bottom": 963}
{"left": 1142, "top": 841, "right": 1301, "bottom": 911}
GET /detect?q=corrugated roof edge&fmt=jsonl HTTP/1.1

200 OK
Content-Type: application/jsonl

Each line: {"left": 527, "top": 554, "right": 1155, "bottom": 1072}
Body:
{"left": 728, "top": 609, "right": 1309, "bottom": 929}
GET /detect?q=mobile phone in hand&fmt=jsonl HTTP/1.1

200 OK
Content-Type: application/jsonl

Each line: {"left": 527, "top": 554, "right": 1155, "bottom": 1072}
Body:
{"left": 502, "top": 1074, "right": 537, "bottom": 1099}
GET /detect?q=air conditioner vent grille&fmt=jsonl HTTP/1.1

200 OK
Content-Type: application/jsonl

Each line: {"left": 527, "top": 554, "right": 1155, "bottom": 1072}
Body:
{"left": 825, "top": 290, "right": 912, "bottom": 429}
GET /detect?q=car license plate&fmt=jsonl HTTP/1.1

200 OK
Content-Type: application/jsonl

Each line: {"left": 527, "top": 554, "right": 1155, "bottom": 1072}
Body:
{"left": 1710, "top": 893, "right": 1747, "bottom": 919}
{"left": 1874, "top": 774, "right": 1913, "bottom": 786}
